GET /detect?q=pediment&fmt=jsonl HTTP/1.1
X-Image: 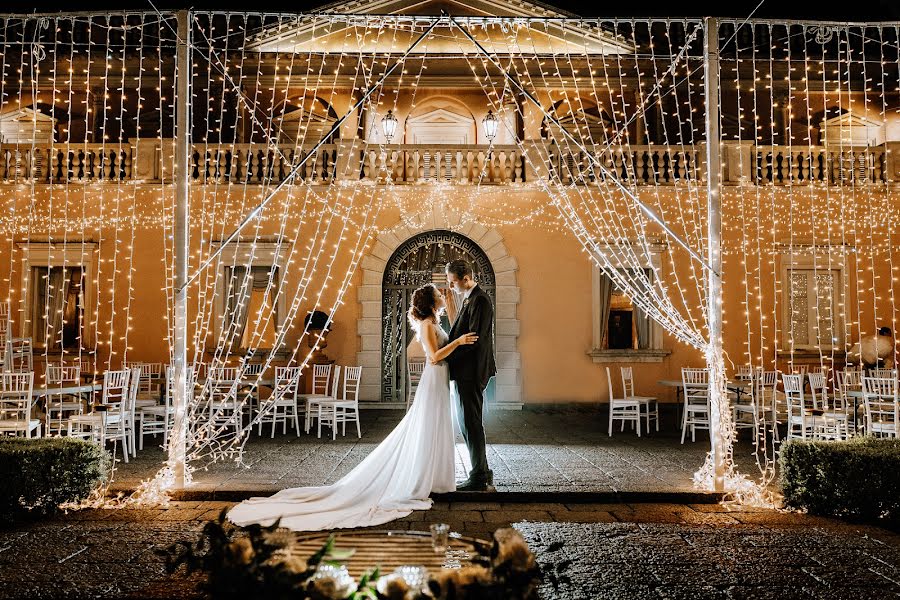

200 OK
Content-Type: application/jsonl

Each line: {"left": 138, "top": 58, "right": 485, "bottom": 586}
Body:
{"left": 820, "top": 111, "right": 883, "bottom": 146}
{"left": 0, "top": 107, "right": 57, "bottom": 124}
{"left": 407, "top": 107, "right": 473, "bottom": 125}
{"left": 246, "top": 0, "right": 632, "bottom": 55}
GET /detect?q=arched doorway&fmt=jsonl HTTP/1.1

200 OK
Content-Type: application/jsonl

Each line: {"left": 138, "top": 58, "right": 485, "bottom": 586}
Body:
{"left": 381, "top": 230, "right": 496, "bottom": 404}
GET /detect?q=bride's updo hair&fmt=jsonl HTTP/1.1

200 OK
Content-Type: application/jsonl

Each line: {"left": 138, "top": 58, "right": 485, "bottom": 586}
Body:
{"left": 408, "top": 283, "right": 439, "bottom": 325}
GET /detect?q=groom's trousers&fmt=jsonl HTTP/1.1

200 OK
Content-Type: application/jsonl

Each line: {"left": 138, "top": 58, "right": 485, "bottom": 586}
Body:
{"left": 455, "top": 378, "right": 489, "bottom": 480}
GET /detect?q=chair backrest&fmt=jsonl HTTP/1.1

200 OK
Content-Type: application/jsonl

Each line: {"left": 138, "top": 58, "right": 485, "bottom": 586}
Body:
{"left": 782, "top": 373, "right": 815, "bottom": 415}
{"left": 126, "top": 367, "right": 142, "bottom": 414}
{"left": 791, "top": 364, "right": 808, "bottom": 376}
{"left": 272, "top": 366, "right": 302, "bottom": 402}
{"left": 872, "top": 368, "right": 898, "bottom": 379}
{"left": 46, "top": 364, "right": 80, "bottom": 386}
{"left": 681, "top": 367, "right": 710, "bottom": 406}
{"left": 408, "top": 360, "right": 425, "bottom": 378}
{"left": 242, "top": 362, "right": 265, "bottom": 377}
{"left": 102, "top": 369, "right": 130, "bottom": 408}
{"left": 80, "top": 358, "right": 94, "bottom": 379}
{"left": 605, "top": 366, "right": 617, "bottom": 402}
{"left": 329, "top": 365, "right": 342, "bottom": 398}
{"left": 620, "top": 366, "right": 635, "bottom": 397}
{"left": 208, "top": 365, "right": 239, "bottom": 382}
{"left": 311, "top": 363, "right": 332, "bottom": 395}
{"left": 190, "top": 362, "right": 207, "bottom": 380}
{"left": 808, "top": 371, "right": 828, "bottom": 406}
{"left": 735, "top": 365, "right": 760, "bottom": 380}
{"left": 7, "top": 338, "right": 33, "bottom": 373}
{"left": 862, "top": 376, "right": 899, "bottom": 433}
{"left": 836, "top": 369, "right": 863, "bottom": 392}
{"left": 342, "top": 366, "right": 363, "bottom": 402}
{"left": 0, "top": 371, "right": 35, "bottom": 429}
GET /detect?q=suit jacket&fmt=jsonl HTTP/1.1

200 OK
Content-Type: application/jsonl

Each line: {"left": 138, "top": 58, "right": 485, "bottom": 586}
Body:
{"left": 447, "top": 284, "right": 497, "bottom": 389}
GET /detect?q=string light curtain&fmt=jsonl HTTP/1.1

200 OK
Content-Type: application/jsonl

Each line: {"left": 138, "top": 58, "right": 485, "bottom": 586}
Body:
{"left": 1, "top": 11, "right": 897, "bottom": 503}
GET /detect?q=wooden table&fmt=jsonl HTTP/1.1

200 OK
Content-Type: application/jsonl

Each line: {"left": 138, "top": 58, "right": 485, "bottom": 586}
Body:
{"left": 287, "top": 530, "right": 488, "bottom": 580}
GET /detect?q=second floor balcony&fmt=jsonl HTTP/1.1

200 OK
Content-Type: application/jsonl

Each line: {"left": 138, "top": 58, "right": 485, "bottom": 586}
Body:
{"left": 1, "top": 139, "right": 898, "bottom": 188}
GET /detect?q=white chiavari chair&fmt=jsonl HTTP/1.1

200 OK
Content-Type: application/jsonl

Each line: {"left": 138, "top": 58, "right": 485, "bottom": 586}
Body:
{"left": 317, "top": 366, "right": 362, "bottom": 440}
{"left": 206, "top": 366, "right": 241, "bottom": 433}
{"left": 681, "top": 368, "right": 710, "bottom": 443}
{"left": 306, "top": 366, "right": 342, "bottom": 437}
{"left": 836, "top": 369, "right": 863, "bottom": 433}
{"left": 139, "top": 365, "right": 181, "bottom": 450}
{"left": 784, "top": 373, "right": 824, "bottom": 440}
{"left": 406, "top": 360, "right": 425, "bottom": 411}
{"left": 0, "top": 372, "right": 39, "bottom": 438}
{"left": 862, "top": 376, "right": 899, "bottom": 438}
{"left": 606, "top": 366, "right": 640, "bottom": 437}
{"left": 7, "top": 338, "right": 33, "bottom": 373}
{"left": 300, "top": 364, "right": 335, "bottom": 432}
{"left": 809, "top": 370, "right": 849, "bottom": 440}
{"left": 620, "top": 366, "right": 658, "bottom": 433}
{"left": 256, "top": 367, "right": 302, "bottom": 437}
{"left": 44, "top": 364, "right": 82, "bottom": 435}
{"left": 68, "top": 370, "right": 131, "bottom": 462}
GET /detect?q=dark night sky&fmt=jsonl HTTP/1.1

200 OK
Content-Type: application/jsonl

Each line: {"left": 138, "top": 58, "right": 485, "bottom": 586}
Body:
{"left": 3, "top": 0, "right": 899, "bottom": 20}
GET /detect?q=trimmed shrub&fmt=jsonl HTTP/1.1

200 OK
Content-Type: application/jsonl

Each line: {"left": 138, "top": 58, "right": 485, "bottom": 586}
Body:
{"left": 0, "top": 437, "right": 110, "bottom": 524}
{"left": 780, "top": 436, "right": 900, "bottom": 522}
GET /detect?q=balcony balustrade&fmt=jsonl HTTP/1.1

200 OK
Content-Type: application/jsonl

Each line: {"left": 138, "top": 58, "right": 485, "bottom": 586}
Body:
{"left": 1, "top": 140, "right": 896, "bottom": 187}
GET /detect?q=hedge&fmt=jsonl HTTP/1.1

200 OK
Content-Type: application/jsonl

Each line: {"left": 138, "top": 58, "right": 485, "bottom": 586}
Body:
{"left": 780, "top": 436, "right": 900, "bottom": 522}
{"left": 0, "top": 437, "right": 110, "bottom": 524}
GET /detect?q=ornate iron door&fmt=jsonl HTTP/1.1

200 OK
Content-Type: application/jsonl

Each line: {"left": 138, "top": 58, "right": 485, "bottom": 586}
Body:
{"left": 381, "top": 230, "right": 496, "bottom": 403}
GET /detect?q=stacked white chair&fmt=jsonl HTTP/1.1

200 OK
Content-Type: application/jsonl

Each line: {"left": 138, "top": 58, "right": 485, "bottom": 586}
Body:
{"left": 68, "top": 370, "right": 131, "bottom": 462}
{"left": 307, "top": 366, "right": 342, "bottom": 438}
{"left": 139, "top": 365, "right": 193, "bottom": 450}
{"left": 809, "top": 371, "right": 849, "bottom": 440}
{"left": 0, "top": 372, "right": 39, "bottom": 438}
{"left": 606, "top": 366, "right": 640, "bottom": 437}
{"left": 6, "top": 338, "right": 33, "bottom": 373}
{"left": 620, "top": 366, "right": 658, "bottom": 433}
{"left": 756, "top": 370, "right": 782, "bottom": 429}
{"left": 862, "top": 376, "right": 899, "bottom": 437}
{"left": 316, "top": 366, "right": 363, "bottom": 440}
{"left": 872, "top": 368, "right": 898, "bottom": 379}
{"left": 257, "top": 367, "right": 303, "bottom": 437}
{"left": 835, "top": 369, "right": 863, "bottom": 433}
{"left": 406, "top": 360, "right": 425, "bottom": 410}
{"left": 206, "top": 366, "right": 242, "bottom": 433}
{"left": 44, "top": 364, "right": 83, "bottom": 435}
{"left": 301, "top": 364, "right": 336, "bottom": 432}
{"left": 681, "top": 368, "right": 710, "bottom": 444}
{"left": 79, "top": 357, "right": 95, "bottom": 382}
{"left": 784, "top": 373, "right": 824, "bottom": 440}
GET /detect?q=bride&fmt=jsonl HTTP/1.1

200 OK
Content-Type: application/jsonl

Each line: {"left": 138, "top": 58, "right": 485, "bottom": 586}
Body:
{"left": 227, "top": 283, "right": 477, "bottom": 531}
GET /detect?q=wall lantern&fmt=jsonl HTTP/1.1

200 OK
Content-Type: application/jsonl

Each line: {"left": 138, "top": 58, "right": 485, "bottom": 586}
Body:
{"left": 482, "top": 109, "right": 500, "bottom": 142}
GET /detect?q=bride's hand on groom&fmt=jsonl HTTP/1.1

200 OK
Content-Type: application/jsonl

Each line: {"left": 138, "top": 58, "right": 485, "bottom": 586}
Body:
{"left": 456, "top": 333, "right": 478, "bottom": 346}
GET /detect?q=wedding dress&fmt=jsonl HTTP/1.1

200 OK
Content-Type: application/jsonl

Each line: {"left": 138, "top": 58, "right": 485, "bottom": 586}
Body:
{"left": 227, "top": 319, "right": 456, "bottom": 531}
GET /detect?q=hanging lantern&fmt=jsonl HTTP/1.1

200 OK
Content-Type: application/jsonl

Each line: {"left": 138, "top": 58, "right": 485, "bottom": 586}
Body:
{"left": 381, "top": 110, "right": 398, "bottom": 142}
{"left": 482, "top": 109, "right": 500, "bottom": 142}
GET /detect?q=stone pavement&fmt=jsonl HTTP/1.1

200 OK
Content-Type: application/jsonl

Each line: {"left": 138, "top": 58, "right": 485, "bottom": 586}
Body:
{"left": 1, "top": 501, "right": 898, "bottom": 599}
{"left": 113, "top": 407, "right": 768, "bottom": 496}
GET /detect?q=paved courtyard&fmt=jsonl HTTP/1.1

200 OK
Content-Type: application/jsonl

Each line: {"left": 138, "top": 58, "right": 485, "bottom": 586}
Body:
{"left": 113, "top": 407, "right": 769, "bottom": 496}
{"left": 1, "top": 501, "right": 897, "bottom": 599}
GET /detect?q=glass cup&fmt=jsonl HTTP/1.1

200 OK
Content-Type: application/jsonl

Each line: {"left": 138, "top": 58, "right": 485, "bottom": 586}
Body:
{"left": 429, "top": 523, "right": 450, "bottom": 554}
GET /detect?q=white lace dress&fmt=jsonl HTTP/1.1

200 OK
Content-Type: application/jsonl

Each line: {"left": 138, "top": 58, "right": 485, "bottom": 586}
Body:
{"left": 227, "top": 319, "right": 456, "bottom": 531}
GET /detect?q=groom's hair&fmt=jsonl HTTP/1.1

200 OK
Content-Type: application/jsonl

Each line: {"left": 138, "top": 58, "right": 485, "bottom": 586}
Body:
{"left": 445, "top": 260, "right": 472, "bottom": 280}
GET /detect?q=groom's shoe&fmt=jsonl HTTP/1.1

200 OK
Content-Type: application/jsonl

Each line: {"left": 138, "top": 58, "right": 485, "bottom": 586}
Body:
{"left": 456, "top": 470, "right": 494, "bottom": 492}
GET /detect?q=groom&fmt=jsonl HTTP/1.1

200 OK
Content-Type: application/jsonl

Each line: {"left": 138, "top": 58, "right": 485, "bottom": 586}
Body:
{"left": 445, "top": 259, "right": 496, "bottom": 491}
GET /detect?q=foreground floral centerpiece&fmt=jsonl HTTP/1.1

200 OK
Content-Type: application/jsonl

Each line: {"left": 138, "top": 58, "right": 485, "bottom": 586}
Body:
{"left": 158, "top": 511, "right": 540, "bottom": 599}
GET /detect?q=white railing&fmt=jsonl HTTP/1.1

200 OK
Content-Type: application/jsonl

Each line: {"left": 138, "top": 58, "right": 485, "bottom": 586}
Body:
{"left": 754, "top": 145, "right": 886, "bottom": 186}
{"left": 359, "top": 145, "right": 524, "bottom": 184}
{"left": 1, "top": 141, "right": 893, "bottom": 186}
{"left": 548, "top": 144, "right": 704, "bottom": 186}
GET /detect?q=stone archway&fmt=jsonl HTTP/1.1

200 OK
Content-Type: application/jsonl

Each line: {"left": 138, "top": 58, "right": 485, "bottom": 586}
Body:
{"left": 356, "top": 208, "right": 522, "bottom": 408}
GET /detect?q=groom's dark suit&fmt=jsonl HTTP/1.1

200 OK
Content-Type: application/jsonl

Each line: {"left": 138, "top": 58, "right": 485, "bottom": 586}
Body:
{"left": 447, "top": 284, "right": 496, "bottom": 483}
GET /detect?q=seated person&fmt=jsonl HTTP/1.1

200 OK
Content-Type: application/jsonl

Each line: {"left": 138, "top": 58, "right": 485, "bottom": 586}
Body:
{"left": 848, "top": 327, "right": 895, "bottom": 369}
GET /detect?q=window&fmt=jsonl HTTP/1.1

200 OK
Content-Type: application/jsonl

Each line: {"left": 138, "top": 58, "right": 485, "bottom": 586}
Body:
{"left": 17, "top": 242, "right": 97, "bottom": 351}
{"left": 785, "top": 267, "right": 842, "bottom": 349}
{"left": 30, "top": 266, "right": 83, "bottom": 349}
{"left": 589, "top": 243, "right": 669, "bottom": 363}
{"left": 779, "top": 251, "right": 847, "bottom": 351}
{"left": 215, "top": 241, "right": 291, "bottom": 353}
{"left": 224, "top": 265, "right": 279, "bottom": 350}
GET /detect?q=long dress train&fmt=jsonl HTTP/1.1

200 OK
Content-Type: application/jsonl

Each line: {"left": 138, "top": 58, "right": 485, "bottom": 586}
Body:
{"left": 227, "top": 320, "right": 455, "bottom": 531}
